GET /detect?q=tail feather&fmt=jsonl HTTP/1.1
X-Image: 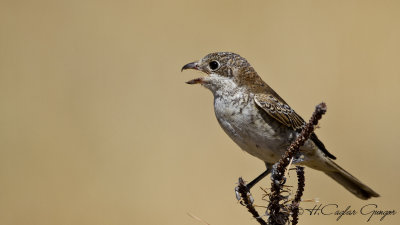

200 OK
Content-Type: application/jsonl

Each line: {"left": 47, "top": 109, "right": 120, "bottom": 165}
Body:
{"left": 324, "top": 160, "right": 379, "bottom": 200}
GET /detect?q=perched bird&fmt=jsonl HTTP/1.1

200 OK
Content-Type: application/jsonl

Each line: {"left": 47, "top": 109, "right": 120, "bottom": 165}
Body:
{"left": 182, "top": 52, "right": 379, "bottom": 200}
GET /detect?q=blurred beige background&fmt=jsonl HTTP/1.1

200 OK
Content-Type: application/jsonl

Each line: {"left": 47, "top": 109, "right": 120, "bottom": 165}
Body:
{"left": 1, "top": 0, "right": 399, "bottom": 225}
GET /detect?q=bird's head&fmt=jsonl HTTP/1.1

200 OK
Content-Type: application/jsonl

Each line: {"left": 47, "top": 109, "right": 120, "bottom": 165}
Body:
{"left": 181, "top": 52, "right": 262, "bottom": 94}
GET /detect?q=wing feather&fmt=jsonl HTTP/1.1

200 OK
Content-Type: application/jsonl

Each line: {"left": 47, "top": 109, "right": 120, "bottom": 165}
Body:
{"left": 254, "top": 94, "right": 305, "bottom": 130}
{"left": 254, "top": 93, "right": 336, "bottom": 159}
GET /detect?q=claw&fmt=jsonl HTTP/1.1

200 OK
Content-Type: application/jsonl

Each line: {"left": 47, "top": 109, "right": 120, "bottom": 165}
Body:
{"left": 235, "top": 186, "right": 241, "bottom": 201}
{"left": 248, "top": 193, "right": 254, "bottom": 204}
{"left": 235, "top": 178, "right": 255, "bottom": 205}
{"left": 293, "top": 154, "right": 305, "bottom": 164}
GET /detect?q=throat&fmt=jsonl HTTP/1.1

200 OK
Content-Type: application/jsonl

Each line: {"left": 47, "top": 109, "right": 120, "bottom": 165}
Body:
{"left": 204, "top": 74, "right": 239, "bottom": 96}
{"left": 213, "top": 89, "right": 252, "bottom": 119}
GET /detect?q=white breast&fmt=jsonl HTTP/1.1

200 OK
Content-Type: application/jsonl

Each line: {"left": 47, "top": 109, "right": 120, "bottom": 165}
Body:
{"left": 213, "top": 89, "right": 295, "bottom": 164}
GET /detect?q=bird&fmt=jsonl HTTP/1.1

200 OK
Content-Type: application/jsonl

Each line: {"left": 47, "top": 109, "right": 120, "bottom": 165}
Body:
{"left": 181, "top": 52, "right": 379, "bottom": 200}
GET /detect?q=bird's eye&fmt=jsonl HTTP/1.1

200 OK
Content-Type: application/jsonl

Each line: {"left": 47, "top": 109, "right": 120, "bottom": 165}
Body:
{"left": 209, "top": 61, "right": 220, "bottom": 71}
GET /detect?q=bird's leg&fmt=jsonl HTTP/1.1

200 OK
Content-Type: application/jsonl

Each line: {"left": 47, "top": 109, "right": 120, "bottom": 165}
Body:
{"left": 246, "top": 168, "right": 271, "bottom": 190}
{"left": 235, "top": 167, "right": 271, "bottom": 203}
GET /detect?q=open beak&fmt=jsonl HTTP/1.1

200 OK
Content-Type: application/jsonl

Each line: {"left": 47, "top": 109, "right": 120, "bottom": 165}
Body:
{"left": 181, "top": 61, "right": 204, "bottom": 84}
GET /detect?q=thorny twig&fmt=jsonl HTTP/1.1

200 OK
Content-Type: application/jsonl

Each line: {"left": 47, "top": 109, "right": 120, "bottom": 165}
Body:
{"left": 237, "top": 102, "right": 327, "bottom": 225}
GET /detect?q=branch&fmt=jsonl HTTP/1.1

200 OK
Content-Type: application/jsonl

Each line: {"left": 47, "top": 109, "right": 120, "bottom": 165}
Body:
{"left": 237, "top": 177, "right": 268, "bottom": 225}
{"left": 267, "top": 102, "right": 326, "bottom": 225}
{"left": 236, "top": 102, "right": 327, "bottom": 225}
{"left": 290, "top": 166, "right": 305, "bottom": 225}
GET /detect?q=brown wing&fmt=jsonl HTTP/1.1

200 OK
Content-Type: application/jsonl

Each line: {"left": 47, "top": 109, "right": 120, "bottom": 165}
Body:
{"left": 254, "top": 93, "right": 336, "bottom": 159}
{"left": 254, "top": 93, "right": 305, "bottom": 130}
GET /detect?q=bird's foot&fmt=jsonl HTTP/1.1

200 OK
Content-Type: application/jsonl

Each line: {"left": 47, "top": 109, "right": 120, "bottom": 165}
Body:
{"left": 270, "top": 163, "right": 287, "bottom": 185}
{"left": 292, "top": 155, "right": 305, "bottom": 164}
{"left": 235, "top": 177, "right": 254, "bottom": 205}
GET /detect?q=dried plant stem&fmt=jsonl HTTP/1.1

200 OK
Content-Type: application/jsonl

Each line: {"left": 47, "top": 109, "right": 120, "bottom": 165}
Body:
{"left": 290, "top": 166, "right": 305, "bottom": 225}
{"left": 237, "top": 102, "right": 327, "bottom": 225}
{"left": 267, "top": 102, "right": 326, "bottom": 225}
{"left": 237, "top": 177, "right": 268, "bottom": 225}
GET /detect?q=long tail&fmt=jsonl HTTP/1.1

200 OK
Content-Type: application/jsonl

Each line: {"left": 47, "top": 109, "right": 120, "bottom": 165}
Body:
{"left": 323, "top": 160, "right": 379, "bottom": 200}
